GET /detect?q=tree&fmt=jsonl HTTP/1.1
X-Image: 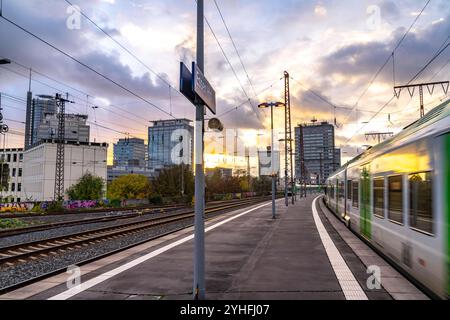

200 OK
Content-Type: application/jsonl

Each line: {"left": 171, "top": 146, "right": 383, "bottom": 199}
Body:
{"left": 153, "top": 165, "right": 194, "bottom": 200}
{"left": 251, "top": 176, "right": 272, "bottom": 195}
{"left": 66, "top": 172, "right": 105, "bottom": 200}
{"left": 107, "top": 174, "right": 152, "bottom": 200}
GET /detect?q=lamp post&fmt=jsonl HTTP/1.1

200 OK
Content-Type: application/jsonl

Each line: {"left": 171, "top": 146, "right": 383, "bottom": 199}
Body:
{"left": 258, "top": 102, "right": 284, "bottom": 219}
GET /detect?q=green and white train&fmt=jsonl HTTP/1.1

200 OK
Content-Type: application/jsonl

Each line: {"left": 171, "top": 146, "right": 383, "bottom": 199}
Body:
{"left": 325, "top": 99, "right": 450, "bottom": 299}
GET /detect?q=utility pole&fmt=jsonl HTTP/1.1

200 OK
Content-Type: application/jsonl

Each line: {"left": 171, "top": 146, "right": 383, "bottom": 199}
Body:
{"left": 193, "top": 0, "right": 205, "bottom": 300}
{"left": 284, "top": 71, "right": 294, "bottom": 205}
{"left": 53, "top": 93, "right": 73, "bottom": 201}
{"left": 394, "top": 81, "right": 449, "bottom": 118}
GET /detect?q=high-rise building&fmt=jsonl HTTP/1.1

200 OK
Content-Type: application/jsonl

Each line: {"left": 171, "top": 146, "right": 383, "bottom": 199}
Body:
{"left": 295, "top": 121, "right": 341, "bottom": 184}
{"left": 25, "top": 96, "right": 57, "bottom": 149}
{"left": 113, "top": 138, "right": 147, "bottom": 168}
{"left": 25, "top": 95, "right": 90, "bottom": 148}
{"left": 37, "top": 113, "right": 90, "bottom": 143}
{"left": 148, "top": 119, "right": 194, "bottom": 172}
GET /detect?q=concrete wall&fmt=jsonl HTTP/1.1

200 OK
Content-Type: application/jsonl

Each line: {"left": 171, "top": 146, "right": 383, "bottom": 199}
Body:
{"left": 23, "top": 143, "right": 108, "bottom": 201}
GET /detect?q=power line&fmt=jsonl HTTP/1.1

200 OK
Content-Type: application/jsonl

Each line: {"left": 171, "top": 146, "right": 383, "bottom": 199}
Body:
{"left": 0, "top": 14, "right": 176, "bottom": 118}
{"left": 345, "top": 34, "right": 449, "bottom": 144}
{"left": 216, "top": 77, "right": 283, "bottom": 118}
{"left": 290, "top": 76, "right": 351, "bottom": 111}
{"left": 431, "top": 59, "right": 450, "bottom": 80}
{"left": 342, "top": 0, "right": 432, "bottom": 124}
{"left": 212, "top": 0, "right": 258, "bottom": 98}
{"left": 289, "top": 76, "right": 386, "bottom": 116}
{"left": 0, "top": 59, "right": 151, "bottom": 126}
{"left": 200, "top": 8, "right": 265, "bottom": 125}
{"left": 65, "top": 0, "right": 266, "bottom": 127}
{"left": 345, "top": 95, "right": 396, "bottom": 144}
{"left": 408, "top": 36, "right": 450, "bottom": 84}
{"left": 0, "top": 94, "right": 146, "bottom": 140}
{"left": 63, "top": 0, "right": 180, "bottom": 93}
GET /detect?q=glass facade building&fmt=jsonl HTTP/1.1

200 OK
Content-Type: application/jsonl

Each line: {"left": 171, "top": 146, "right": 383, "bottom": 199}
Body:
{"left": 113, "top": 138, "right": 147, "bottom": 168}
{"left": 295, "top": 121, "right": 341, "bottom": 184}
{"left": 148, "top": 119, "right": 193, "bottom": 171}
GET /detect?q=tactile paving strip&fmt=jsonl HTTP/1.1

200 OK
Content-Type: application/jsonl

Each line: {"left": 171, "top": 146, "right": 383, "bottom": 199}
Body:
{"left": 311, "top": 197, "right": 368, "bottom": 300}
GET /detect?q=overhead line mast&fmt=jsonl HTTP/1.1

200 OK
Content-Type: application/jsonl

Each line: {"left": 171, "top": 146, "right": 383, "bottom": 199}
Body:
{"left": 284, "top": 71, "right": 294, "bottom": 205}
{"left": 54, "top": 93, "right": 73, "bottom": 201}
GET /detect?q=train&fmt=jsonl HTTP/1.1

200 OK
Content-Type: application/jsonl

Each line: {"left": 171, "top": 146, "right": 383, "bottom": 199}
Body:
{"left": 324, "top": 98, "right": 449, "bottom": 299}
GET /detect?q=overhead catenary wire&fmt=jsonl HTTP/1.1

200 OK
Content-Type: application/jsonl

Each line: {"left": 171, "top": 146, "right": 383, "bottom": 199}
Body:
{"left": 65, "top": 0, "right": 267, "bottom": 128}
{"left": 212, "top": 0, "right": 258, "bottom": 98}
{"left": 0, "top": 14, "right": 176, "bottom": 119}
{"left": 216, "top": 77, "right": 284, "bottom": 118}
{"left": 0, "top": 94, "right": 146, "bottom": 140}
{"left": 407, "top": 37, "right": 450, "bottom": 84}
{"left": 63, "top": 0, "right": 178, "bottom": 90}
{"left": 345, "top": 35, "right": 450, "bottom": 144}
{"left": 342, "top": 0, "right": 432, "bottom": 125}
{"left": 193, "top": 0, "right": 265, "bottom": 126}
{"left": 0, "top": 59, "right": 152, "bottom": 127}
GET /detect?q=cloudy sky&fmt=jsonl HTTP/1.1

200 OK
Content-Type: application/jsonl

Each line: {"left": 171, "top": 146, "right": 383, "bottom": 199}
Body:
{"left": 0, "top": 0, "right": 449, "bottom": 167}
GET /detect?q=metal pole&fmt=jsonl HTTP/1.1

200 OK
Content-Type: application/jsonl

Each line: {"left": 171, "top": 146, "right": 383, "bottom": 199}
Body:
{"left": 193, "top": 0, "right": 205, "bottom": 301}
{"left": 271, "top": 105, "right": 276, "bottom": 219}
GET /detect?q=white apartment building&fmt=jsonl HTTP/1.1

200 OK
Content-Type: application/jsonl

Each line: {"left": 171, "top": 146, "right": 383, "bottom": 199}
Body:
{"left": 23, "top": 140, "right": 108, "bottom": 201}
{"left": 0, "top": 148, "right": 25, "bottom": 203}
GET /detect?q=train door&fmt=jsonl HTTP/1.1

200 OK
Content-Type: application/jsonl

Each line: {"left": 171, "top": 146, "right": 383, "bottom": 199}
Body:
{"left": 360, "top": 164, "right": 371, "bottom": 239}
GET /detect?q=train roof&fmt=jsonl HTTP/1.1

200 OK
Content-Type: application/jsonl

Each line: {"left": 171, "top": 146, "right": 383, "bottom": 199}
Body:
{"left": 332, "top": 98, "right": 450, "bottom": 176}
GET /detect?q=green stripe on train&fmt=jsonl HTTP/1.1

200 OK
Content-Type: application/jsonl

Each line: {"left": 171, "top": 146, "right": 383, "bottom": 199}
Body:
{"left": 360, "top": 165, "right": 371, "bottom": 239}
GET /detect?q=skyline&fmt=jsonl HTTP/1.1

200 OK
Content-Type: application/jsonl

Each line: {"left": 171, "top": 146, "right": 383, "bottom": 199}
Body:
{"left": 0, "top": 0, "right": 449, "bottom": 166}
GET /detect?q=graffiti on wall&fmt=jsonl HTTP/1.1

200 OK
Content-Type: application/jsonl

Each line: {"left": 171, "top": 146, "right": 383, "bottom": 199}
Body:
{"left": 0, "top": 200, "right": 110, "bottom": 213}
{"left": 0, "top": 203, "right": 33, "bottom": 213}
{"left": 63, "top": 200, "right": 109, "bottom": 209}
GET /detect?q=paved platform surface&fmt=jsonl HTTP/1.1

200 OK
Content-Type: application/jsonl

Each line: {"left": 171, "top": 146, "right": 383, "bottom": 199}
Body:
{"left": 1, "top": 195, "right": 427, "bottom": 300}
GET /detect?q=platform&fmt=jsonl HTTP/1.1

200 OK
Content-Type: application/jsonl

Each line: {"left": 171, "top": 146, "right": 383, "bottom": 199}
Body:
{"left": 1, "top": 195, "right": 427, "bottom": 300}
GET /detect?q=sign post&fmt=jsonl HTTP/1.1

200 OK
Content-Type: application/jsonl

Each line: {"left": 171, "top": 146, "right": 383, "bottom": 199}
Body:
{"left": 179, "top": 0, "right": 216, "bottom": 300}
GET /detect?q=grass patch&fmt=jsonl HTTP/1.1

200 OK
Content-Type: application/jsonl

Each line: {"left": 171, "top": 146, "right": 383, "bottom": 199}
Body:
{"left": 0, "top": 218, "right": 28, "bottom": 229}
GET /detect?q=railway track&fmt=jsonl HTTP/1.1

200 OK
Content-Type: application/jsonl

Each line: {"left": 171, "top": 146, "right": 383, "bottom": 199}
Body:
{"left": 0, "top": 206, "right": 180, "bottom": 238}
{"left": 0, "top": 197, "right": 267, "bottom": 237}
{"left": 0, "top": 203, "right": 185, "bottom": 219}
{"left": 0, "top": 198, "right": 267, "bottom": 266}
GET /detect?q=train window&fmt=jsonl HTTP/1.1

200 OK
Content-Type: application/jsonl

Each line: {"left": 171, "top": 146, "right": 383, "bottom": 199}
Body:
{"left": 373, "top": 178, "right": 385, "bottom": 218}
{"left": 338, "top": 181, "right": 345, "bottom": 201}
{"left": 352, "top": 181, "right": 359, "bottom": 208}
{"left": 409, "top": 172, "right": 433, "bottom": 234}
{"left": 347, "top": 180, "right": 352, "bottom": 200}
{"left": 336, "top": 181, "right": 339, "bottom": 199}
{"left": 388, "top": 175, "right": 403, "bottom": 224}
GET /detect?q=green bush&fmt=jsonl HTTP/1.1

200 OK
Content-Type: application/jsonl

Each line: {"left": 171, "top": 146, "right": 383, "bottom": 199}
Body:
{"left": 0, "top": 218, "right": 28, "bottom": 229}
{"left": 110, "top": 199, "right": 121, "bottom": 208}
{"left": 149, "top": 194, "right": 163, "bottom": 205}
{"left": 46, "top": 201, "right": 65, "bottom": 213}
